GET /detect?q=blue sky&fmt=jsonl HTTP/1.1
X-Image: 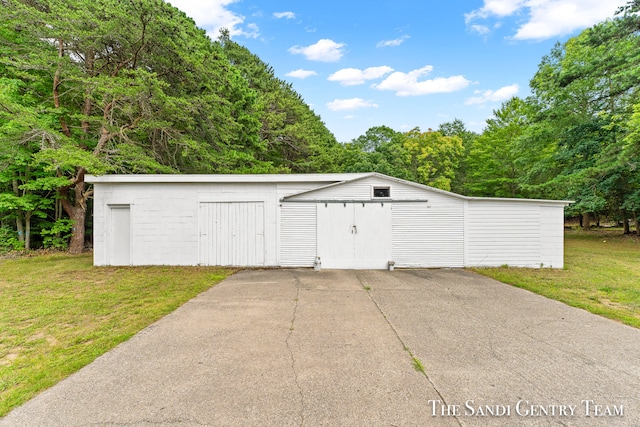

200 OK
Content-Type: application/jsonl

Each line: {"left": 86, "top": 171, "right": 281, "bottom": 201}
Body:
{"left": 167, "top": 0, "right": 626, "bottom": 143}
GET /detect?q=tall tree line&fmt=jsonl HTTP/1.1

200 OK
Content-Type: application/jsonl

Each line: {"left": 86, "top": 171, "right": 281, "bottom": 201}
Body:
{"left": 469, "top": 1, "right": 640, "bottom": 231}
{"left": 0, "top": 0, "right": 339, "bottom": 252}
{"left": 1, "top": 0, "right": 638, "bottom": 253}
{"left": 341, "top": 1, "right": 640, "bottom": 233}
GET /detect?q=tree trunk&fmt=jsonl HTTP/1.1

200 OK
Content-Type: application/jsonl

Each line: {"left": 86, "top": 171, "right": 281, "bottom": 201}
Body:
{"left": 11, "top": 179, "right": 25, "bottom": 245}
{"left": 54, "top": 38, "right": 72, "bottom": 138}
{"left": 15, "top": 213, "right": 25, "bottom": 245}
{"left": 67, "top": 204, "right": 86, "bottom": 254}
{"left": 55, "top": 197, "right": 61, "bottom": 221}
{"left": 81, "top": 47, "right": 95, "bottom": 142}
{"left": 634, "top": 212, "right": 640, "bottom": 236}
{"left": 623, "top": 217, "right": 630, "bottom": 235}
{"left": 582, "top": 212, "right": 591, "bottom": 230}
{"left": 24, "top": 212, "right": 32, "bottom": 250}
{"left": 60, "top": 168, "right": 91, "bottom": 254}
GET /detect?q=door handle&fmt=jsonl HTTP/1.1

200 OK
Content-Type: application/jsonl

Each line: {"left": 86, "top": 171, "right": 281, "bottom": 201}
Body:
{"left": 352, "top": 225, "right": 357, "bottom": 234}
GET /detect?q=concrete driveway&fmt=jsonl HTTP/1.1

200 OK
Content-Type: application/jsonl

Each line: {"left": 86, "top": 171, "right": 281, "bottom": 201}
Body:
{"left": 2, "top": 269, "right": 639, "bottom": 426}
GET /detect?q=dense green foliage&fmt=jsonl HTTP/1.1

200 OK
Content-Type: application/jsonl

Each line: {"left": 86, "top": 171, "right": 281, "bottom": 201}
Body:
{"left": 340, "top": 2, "right": 640, "bottom": 232}
{"left": 0, "top": 0, "right": 339, "bottom": 252}
{"left": 526, "top": 3, "right": 640, "bottom": 231}
{"left": 337, "top": 125, "right": 463, "bottom": 191}
{"left": 1, "top": 0, "right": 639, "bottom": 252}
{"left": 219, "top": 30, "right": 342, "bottom": 173}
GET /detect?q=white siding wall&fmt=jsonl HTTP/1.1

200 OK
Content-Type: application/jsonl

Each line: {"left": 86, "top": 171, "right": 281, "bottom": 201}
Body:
{"left": 280, "top": 203, "right": 317, "bottom": 267}
{"left": 134, "top": 184, "right": 196, "bottom": 265}
{"left": 390, "top": 182, "right": 466, "bottom": 268}
{"left": 287, "top": 176, "right": 426, "bottom": 200}
{"left": 93, "top": 180, "right": 339, "bottom": 267}
{"left": 392, "top": 202, "right": 464, "bottom": 268}
{"left": 285, "top": 177, "right": 467, "bottom": 268}
{"left": 97, "top": 183, "right": 199, "bottom": 265}
{"left": 92, "top": 175, "right": 567, "bottom": 269}
{"left": 466, "top": 200, "right": 542, "bottom": 268}
{"left": 277, "top": 182, "right": 338, "bottom": 267}
{"left": 92, "top": 187, "right": 106, "bottom": 266}
{"left": 93, "top": 183, "right": 273, "bottom": 266}
{"left": 276, "top": 183, "right": 333, "bottom": 199}
{"left": 540, "top": 204, "right": 565, "bottom": 268}
{"left": 290, "top": 179, "right": 374, "bottom": 200}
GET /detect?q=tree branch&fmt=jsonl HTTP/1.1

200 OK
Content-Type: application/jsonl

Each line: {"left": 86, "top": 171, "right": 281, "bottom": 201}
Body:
{"left": 53, "top": 38, "right": 72, "bottom": 138}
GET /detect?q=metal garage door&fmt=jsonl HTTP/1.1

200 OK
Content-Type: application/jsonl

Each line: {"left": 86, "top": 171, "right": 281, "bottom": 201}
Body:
{"left": 198, "top": 202, "right": 265, "bottom": 266}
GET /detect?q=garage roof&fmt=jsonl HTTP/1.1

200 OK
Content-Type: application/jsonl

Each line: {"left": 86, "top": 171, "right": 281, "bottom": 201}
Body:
{"left": 281, "top": 173, "right": 573, "bottom": 205}
{"left": 86, "top": 172, "right": 572, "bottom": 205}
{"left": 85, "top": 173, "right": 370, "bottom": 184}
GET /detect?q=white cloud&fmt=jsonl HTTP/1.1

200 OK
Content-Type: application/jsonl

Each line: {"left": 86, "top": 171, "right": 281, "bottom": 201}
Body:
{"left": 465, "top": 84, "right": 520, "bottom": 105}
{"left": 289, "top": 39, "right": 346, "bottom": 62}
{"left": 285, "top": 69, "right": 318, "bottom": 79}
{"left": 470, "top": 24, "right": 491, "bottom": 35}
{"left": 243, "top": 23, "right": 259, "bottom": 38}
{"left": 328, "top": 66, "right": 394, "bottom": 86}
{"left": 513, "top": 1, "right": 625, "bottom": 40}
{"left": 326, "top": 98, "right": 379, "bottom": 111}
{"left": 465, "top": 0, "right": 627, "bottom": 41}
{"left": 376, "top": 35, "right": 410, "bottom": 48}
{"left": 373, "top": 66, "right": 470, "bottom": 96}
{"left": 465, "top": 0, "right": 526, "bottom": 22}
{"left": 167, "top": 0, "right": 259, "bottom": 39}
{"left": 274, "top": 11, "right": 295, "bottom": 19}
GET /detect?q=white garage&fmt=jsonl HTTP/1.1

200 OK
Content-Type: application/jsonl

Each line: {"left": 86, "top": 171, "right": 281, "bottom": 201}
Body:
{"left": 86, "top": 173, "right": 571, "bottom": 269}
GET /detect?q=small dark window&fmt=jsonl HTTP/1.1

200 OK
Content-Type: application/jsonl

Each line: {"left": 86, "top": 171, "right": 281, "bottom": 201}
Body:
{"left": 373, "top": 186, "right": 390, "bottom": 198}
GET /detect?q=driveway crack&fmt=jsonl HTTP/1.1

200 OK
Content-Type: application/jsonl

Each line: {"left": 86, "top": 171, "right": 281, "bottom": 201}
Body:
{"left": 355, "top": 272, "right": 463, "bottom": 427}
{"left": 286, "top": 272, "right": 305, "bottom": 426}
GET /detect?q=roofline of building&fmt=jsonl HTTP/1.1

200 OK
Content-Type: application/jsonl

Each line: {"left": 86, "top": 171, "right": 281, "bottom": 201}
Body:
{"left": 85, "top": 173, "right": 371, "bottom": 184}
{"left": 282, "top": 172, "right": 573, "bottom": 205}
{"left": 86, "top": 173, "right": 573, "bottom": 205}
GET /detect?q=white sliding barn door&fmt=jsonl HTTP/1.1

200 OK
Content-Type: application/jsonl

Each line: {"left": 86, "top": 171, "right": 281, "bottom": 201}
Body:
{"left": 317, "top": 202, "right": 391, "bottom": 269}
{"left": 317, "top": 203, "right": 354, "bottom": 268}
{"left": 199, "top": 202, "right": 265, "bottom": 266}
{"left": 354, "top": 203, "right": 392, "bottom": 268}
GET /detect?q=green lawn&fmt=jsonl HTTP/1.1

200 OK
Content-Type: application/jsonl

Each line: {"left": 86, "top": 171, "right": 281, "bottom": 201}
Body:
{"left": 0, "top": 253, "right": 233, "bottom": 417}
{"left": 473, "top": 229, "right": 640, "bottom": 329}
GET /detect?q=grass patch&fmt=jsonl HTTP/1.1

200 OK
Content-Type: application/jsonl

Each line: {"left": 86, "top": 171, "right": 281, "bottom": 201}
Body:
{"left": 473, "top": 229, "right": 640, "bottom": 328}
{"left": 0, "top": 253, "right": 234, "bottom": 417}
{"left": 412, "top": 356, "right": 425, "bottom": 373}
